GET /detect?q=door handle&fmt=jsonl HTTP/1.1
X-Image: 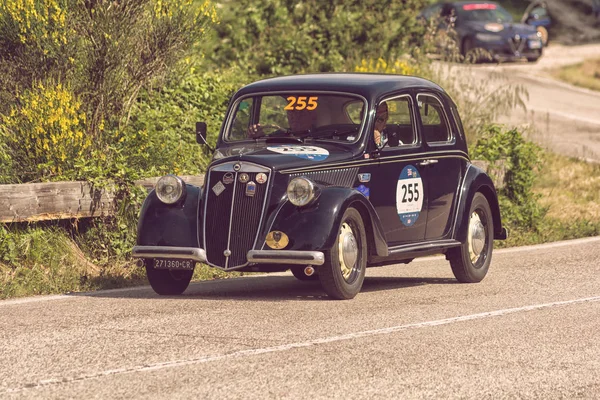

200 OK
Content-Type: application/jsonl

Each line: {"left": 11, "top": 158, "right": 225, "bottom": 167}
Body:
{"left": 418, "top": 159, "right": 439, "bottom": 166}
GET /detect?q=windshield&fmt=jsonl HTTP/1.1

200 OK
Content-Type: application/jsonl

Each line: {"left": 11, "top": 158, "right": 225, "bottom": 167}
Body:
{"left": 457, "top": 3, "right": 513, "bottom": 23}
{"left": 226, "top": 93, "right": 366, "bottom": 144}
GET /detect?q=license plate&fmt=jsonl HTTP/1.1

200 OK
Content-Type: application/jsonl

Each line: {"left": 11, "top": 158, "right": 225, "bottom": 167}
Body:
{"left": 528, "top": 40, "right": 542, "bottom": 49}
{"left": 153, "top": 258, "right": 195, "bottom": 270}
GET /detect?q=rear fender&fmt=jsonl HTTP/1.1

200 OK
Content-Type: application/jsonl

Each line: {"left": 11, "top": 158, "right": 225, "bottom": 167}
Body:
{"left": 453, "top": 165, "right": 505, "bottom": 242}
{"left": 266, "top": 187, "right": 388, "bottom": 256}
{"left": 136, "top": 185, "right": 203, "bottom": 247}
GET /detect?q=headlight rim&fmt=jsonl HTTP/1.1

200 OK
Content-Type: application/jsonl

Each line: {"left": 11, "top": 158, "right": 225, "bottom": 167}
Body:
{"left": 155, "top": 174, "right": 186, "bottom": 205}
{"left": 286, "top": 177, "right": 319, "bottom": 207}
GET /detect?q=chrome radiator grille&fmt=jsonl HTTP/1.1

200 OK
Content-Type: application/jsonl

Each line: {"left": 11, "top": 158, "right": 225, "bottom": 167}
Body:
{"left": 203, "top": 162, "right": 270, "bottom": 269}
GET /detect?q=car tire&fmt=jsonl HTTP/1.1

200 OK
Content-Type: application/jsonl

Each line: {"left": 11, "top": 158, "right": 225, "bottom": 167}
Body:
{"left": 145, "top": 262, "right": 194, "bottom": 295}
{"left": 319, "top": 207, "right": 367, "bottom": 300}
{"left": 526, "top": 57, "right": 540, "bottom": 63}
{"left": 291, "top": 266, "right": 319, "bottom": 281}
{"left": 448, "top": 193, "right": 494, "bottom": 283}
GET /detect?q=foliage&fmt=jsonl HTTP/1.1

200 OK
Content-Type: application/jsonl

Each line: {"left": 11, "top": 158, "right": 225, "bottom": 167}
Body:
{"left": 0, "top": 0, "right": 218, "bottom": 183}
{"left": 0, "top": 81, "right": 89, "bottom": 181}
{"left": 121, "top": 62, "right": 250, "bottom": 177}
{"left": 203, "top": 0, "right": 430, "bottom": 76}
{"left": 472, "top": 125, "right": 546, "bottom": 230}
{"left": 355, "top": 58, "right": 419, "bottom": 75}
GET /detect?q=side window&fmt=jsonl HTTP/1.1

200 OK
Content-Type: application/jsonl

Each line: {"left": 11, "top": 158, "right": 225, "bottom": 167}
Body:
{"left": 345, "top": 101, "right": 364, "bottom": 124}
{"left": 417, "top": 94, "right": 452, "bottom": 144}
{"left": 383, "top": 97, "right": 415, "bottom": 148}
{"left": 229, "top": 99, "right": 254, "bottom": 140}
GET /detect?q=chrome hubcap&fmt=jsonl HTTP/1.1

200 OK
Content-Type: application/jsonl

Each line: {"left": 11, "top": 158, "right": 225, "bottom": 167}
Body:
{"left": 468, "top": 212, "right": 486, "bottom": 263}
{"left": 338, "top": 222, "right": 358, "bottom": 281}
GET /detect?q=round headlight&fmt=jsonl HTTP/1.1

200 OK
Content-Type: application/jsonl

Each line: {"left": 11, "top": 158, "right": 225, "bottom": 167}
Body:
{"left": 156, "top": 175, "right": 185, "bottom": 204}
{"left": 287, "top": 177, "right": 317, "bottom": 207}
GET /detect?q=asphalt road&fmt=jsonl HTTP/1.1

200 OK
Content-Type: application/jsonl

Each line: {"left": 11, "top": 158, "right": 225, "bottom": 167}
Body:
{"left": 1, "top": 236, "right": 600, "bottom": 399}
{"left": 470, "top": 43, "right": 600, "bottom": 162}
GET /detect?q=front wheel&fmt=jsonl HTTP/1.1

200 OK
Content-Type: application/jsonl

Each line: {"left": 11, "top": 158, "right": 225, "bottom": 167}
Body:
{"left": 448, "top": 193, "right": 494, "bottom": 283}
{"left": 319, "top": 207, "right": 367, "bottom": 300}
{"left": 146, "top": 262, "right": 194, "bottom": 295}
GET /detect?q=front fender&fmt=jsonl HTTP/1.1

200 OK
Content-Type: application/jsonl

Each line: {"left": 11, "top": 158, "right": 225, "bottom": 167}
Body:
{"left": 267, "top": 187, "right": 388, "bottom": 256}
{"left": 454, "top": 165, "right": 505, "bottom": 242}
{"left": 136, "top": 184, "right": 202, "bottom": 247}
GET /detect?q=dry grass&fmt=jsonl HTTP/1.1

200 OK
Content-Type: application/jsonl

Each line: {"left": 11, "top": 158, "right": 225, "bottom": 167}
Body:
{"left": 535, "top": 152, "right": 600, "bottom": 221}
{"left": 552, "top": 58, "right": 600, "bottom": 92}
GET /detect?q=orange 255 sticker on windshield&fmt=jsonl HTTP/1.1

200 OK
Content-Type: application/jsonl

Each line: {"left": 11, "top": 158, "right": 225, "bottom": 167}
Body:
{"left": 285, "top": 96, "right": 318, "bottom": 111}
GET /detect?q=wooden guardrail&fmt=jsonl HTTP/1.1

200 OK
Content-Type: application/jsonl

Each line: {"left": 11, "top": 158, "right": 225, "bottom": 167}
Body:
{"left": 0, "top": 175, "right": 205, "bottom": 223}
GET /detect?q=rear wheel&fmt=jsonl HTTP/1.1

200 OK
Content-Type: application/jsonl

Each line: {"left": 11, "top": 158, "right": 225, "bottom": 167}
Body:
{"left": 146, "top": 262, "right": 194, "bottom": 295}
{"left": 448, "top": 193, "right": 494, "bottom": 283}
{"left": 319, "top": 207, "right": 367, "bottom": 300}
{"left": 291, "top": 266, "right": 319, "bottom": 281}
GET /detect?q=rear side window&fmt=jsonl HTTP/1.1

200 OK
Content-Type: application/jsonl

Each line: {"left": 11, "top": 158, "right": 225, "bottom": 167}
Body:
{"left": 417, "top": 94, "right": 452, "bottom": 145}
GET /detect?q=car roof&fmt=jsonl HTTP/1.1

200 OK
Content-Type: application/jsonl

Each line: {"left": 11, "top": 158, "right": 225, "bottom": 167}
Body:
{"left": 235, "top": 73, "right": 448, "bottom": 101}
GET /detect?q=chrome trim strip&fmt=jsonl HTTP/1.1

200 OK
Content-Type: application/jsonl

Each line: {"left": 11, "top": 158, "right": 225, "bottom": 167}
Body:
{"left": 387, "top": 239, "right": 461, "bottom": 255}
{"left": 224, "top": 173, "right": 239, "bottom": 270}
{"left": 247, "top": 250, "right": 325, "bottom": 266}
{"left": 251, "top": 171, "right": 273, "bottom": 253}
{"left": 280, "top": 150, "right": 470, "bottom": 174}
{"left": 132, "top": 246, "right": 206, "bottom": 262}
{"left": 212, "top": 162, "right": 270, "bottom": 173}
{"left": 451, "top": 163, "right": 472, "bottom": 239}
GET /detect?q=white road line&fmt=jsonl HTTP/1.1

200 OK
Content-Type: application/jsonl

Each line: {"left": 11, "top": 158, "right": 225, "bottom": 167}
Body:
{"left": 4, "top": 295, "right": 600, "bottom": 394}
{"left": 1, "top": 236, "right": 600, "bottom": 306}
{"left": 528, "top": 107, "right": 600, "bottom": 126}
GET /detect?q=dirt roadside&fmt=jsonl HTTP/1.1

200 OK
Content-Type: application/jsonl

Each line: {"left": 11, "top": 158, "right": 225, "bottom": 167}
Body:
{"left": 466, "top": 43, "right": 600, "bottom": 162}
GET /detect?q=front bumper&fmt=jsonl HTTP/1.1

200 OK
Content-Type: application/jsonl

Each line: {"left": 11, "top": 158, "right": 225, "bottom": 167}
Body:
{"left": 132, "top": 246, "right": 325, "bottom": 267}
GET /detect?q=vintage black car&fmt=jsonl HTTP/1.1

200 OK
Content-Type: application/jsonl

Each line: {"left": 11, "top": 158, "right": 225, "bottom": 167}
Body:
{"left": 420, "top": 1, "right": 545, "bottom": 62}
{"left": 132, "top": 74, "right": 507, "bottom": 300}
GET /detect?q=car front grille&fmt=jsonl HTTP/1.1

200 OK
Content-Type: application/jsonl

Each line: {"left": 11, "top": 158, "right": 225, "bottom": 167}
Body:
{"left": 203, "top": 162, "right": 270, "bottom": 269}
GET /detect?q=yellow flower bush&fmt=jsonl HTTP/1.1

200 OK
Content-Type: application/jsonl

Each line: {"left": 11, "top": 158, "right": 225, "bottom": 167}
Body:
{"left": 0, "top": 81, "right": 90, "bottom": 180}
{"left": 0, "top": 0, "right": 70, "bottom": 46}
{"left": 355, "top": 58, "right": 417, "bottom": 75}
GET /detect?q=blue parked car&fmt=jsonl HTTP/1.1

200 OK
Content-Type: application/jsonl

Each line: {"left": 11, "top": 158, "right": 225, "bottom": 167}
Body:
{"left": 420, "top": 1, "right": 545, "bottom": 62}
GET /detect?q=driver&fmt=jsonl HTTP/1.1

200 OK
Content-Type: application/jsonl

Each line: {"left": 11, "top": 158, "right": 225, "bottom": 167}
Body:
{"left": 248, "top": 108, "right": 317, "bottom": 139}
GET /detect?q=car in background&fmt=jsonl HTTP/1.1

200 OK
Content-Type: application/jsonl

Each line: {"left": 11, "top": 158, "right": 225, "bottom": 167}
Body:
{"left": 521, "top": 1, "right": 551, "bottom": 46}
{"left": 132, "top": 73, "right": 507, "bottom": 300}
{"left": 420, "top": 1, "right": 545, "bottom": 62}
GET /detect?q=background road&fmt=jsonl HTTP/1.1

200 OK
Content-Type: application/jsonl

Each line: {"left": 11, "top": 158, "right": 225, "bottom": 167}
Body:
{"left": 1, "top": 236, "right": 600, "bottom": 399}
{"left": 471, "top": 43, "right": 600, "bottom": 162}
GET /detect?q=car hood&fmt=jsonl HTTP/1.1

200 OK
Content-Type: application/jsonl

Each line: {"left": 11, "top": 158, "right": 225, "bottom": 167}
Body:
{"left": 210, "top": 142, "right": 357, "bottom": 171}
{"left": 463, "top": 20, "right": 537, "bottom": 36}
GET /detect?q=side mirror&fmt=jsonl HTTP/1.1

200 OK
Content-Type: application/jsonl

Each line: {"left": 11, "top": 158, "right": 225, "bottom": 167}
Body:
{"left": 196, "top": 122, "right": 207, "bottom": 145}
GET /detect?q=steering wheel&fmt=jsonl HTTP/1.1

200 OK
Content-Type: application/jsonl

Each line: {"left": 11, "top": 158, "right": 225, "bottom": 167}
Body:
{"left": 248, "top": 123, "right": 284, "bottom": 138}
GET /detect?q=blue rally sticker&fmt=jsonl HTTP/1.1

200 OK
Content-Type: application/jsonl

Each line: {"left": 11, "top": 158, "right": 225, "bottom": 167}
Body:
{"left": 357, "top": 184, "right": 370, "bottom": 199}
{"left": 396, "top": 165, "right": 423, "bottom": 226}
{"left": 266, "top": 145, "right": 329, "bottom": 161}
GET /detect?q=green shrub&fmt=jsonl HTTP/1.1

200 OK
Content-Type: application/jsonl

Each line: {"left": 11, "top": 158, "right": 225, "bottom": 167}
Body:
{"left": 203, "top": 0, "right": 430, "bottom": 76}
{"left": 471, "top": 125, "right": 546, "bottom": 230}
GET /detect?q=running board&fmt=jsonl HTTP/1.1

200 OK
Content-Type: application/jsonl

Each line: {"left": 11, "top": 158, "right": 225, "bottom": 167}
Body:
{"left": 387, "top": 239, "right": 461, "bottom": 256}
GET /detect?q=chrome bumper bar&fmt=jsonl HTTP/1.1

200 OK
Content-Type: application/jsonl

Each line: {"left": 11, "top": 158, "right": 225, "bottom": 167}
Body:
{"left": 247, "top": 250, "right": 325, "bottom": 266}
{"left": 132, "top": 246, "right": 324, "bottom": 267}
{"left": 132, "top": 246, "right": 206, "bottom": 262}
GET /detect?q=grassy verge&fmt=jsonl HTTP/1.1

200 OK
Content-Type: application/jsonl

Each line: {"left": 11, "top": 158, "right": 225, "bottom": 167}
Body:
{"left": 500, "top": 151, "right": 600, "bottom": 247}
{"left": 551, "top": 58, "right": 600, "bottom": 92}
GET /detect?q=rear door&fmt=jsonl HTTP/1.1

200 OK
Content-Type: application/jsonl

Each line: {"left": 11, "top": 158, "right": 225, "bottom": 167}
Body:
{"left": 415, "top": 92, "right": 466, "bottom": 241}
